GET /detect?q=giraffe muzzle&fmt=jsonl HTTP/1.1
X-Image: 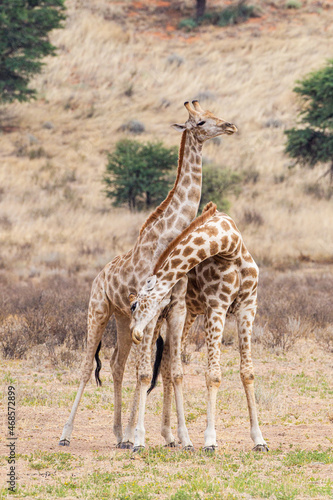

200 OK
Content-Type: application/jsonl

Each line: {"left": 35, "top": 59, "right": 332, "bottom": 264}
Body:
{"left": 132, "top": 328, "right": 143, "bottom": 345}
{"left": 224, "top": 123, "right": 238, "bottom": 135}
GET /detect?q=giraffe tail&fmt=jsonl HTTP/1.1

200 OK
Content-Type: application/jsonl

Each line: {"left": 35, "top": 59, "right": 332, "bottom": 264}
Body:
{"left": 147, "top": 335, "right": 164, "bottom": 395}
{"left": 94, "top": 341, "right": 102, "bottom": 387}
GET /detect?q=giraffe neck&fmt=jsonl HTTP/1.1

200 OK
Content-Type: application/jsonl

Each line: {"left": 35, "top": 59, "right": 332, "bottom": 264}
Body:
{"left": 151, "top": 213, "right": 242, "bottom": 301}
{"left": 136, "top": 130, "right": 203, "bottom": 260}
{"left": 107, "top": 131, "right": 204, "bottom": 309}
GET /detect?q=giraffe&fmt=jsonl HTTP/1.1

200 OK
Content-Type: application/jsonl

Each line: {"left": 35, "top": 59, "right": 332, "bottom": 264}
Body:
{"left": 59, "top": 101, "right": 238, "bottom": 448}
{"left": 129, "top": 205, "right": 268, "bottom": 452}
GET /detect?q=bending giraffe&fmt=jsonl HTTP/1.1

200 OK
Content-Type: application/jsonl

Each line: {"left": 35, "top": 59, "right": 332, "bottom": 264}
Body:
{"left": 129, "top": 205, "right": 268, "bottom": 452}
{"left": 59, "top": 101, "right": 237, "bottom": 448}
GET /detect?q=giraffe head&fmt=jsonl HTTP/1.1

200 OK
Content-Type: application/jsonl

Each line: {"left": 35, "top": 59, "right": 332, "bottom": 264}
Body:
{"left": 172, "top": 100, "right": 237, "bottom": 141}
{"left": 129, "top": 276, "right": 169, "bottom": 344}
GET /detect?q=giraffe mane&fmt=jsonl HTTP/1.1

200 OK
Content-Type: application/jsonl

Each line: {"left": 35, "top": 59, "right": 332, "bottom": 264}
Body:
{"left": 139, "top": 130, "right": 187, "bottom": 235}
{"left": 153, "top": 202, "right": 217, "bottom": 274}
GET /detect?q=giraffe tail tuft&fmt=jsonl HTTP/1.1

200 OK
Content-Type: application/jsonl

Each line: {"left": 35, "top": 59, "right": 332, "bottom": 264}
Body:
{"left": 147, "top": 335, "right": 164, "bottom": 395}
{"left": 95, "top": 341, "right": 102, "bottom": 386}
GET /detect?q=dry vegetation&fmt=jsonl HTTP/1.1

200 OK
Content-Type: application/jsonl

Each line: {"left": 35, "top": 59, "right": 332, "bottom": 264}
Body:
{"left": 1, "top": 0, "right": 333, "bottom": 498}
{"left": 1, "top": 0, "right": 333, "bottom": 279}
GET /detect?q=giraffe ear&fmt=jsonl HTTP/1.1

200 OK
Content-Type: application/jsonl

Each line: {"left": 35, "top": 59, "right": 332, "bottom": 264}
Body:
{"left": 171, "top": 123, "right": 186, "bottom": 132}
{"left": 128, "top": 293, "right": 137, "bottom": 305}
{"left": 144, "top": 275, "right": 157, "bottom": 291}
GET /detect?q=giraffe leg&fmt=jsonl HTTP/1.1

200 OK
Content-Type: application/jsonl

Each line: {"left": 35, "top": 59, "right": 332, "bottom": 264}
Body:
{"left": 110, "top": 314, "right": 133, "bottom": 447}
{"left": 120, "top": 371, "right": 140, "bottom": 448}
{"left": 122, "top": 317, "right": 164, "bottom": 448}
{"left": 203, "top": 306, "right": 229, "bottom": 451}
{"left": 59, "top": 279, "right": 111, "bottom": 446}
{"left": 236, "top": 305, "right": 268, "bottom": 452}
{"left": 167, "top": 278, "right": 193, "bottom": 450}
{"left": 160, "top": 309, "right": 196, "bottom": 447}
{"left": 159, "top": 327, "right": 176, "bottom": 447}
{"left": 133, "top": 321, "right": 157, "bottom": 451}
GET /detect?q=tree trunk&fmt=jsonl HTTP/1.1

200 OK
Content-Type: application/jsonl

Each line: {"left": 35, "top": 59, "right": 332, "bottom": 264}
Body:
{"left": 196, "top": 0, "right": 206, "bottom": 20}
{"left": 146, "top": 191, "right": 151, "bottom": 209}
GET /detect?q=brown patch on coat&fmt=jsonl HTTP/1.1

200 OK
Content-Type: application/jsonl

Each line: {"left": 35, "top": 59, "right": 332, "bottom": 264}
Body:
{"left": 221, "top": 220, "right": 231, "bottom": 231}
{"left": 183, "top": 246, "right": 194, "bottom": 257}
{"left": 210, "top": 241, "right": 219, "bottom": 255}
{"left": 193, "top": 236, "right": 205, "bottom": 246}
{"left": 241, "top": 267, "right": 257, "bottom": 278}
{"left": 171, "top": 258, "right": 183, "bottom": 268}
{"left": 153, "top": 203, "right": 217, "bottom": 273}
{"left": 197, "top": 248, "right": 207, "bottom": 260}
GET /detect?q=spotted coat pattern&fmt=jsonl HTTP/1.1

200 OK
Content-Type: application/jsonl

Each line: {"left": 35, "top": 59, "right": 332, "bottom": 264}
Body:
{"left": 59, "top": 100, "right": 238, "bottom": 449}
{"left": 131, "top": 210, "right": 267, "bottom": 451}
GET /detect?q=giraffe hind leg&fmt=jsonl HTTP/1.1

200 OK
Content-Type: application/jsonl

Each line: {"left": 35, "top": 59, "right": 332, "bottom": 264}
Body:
{"left": 236, "top": 305, "right": 268, "bottom": 452}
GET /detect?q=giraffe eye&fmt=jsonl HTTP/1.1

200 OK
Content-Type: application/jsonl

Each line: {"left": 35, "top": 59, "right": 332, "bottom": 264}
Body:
{"left": 197, "top": 121, "right": 206, "bottom": 126}
{"left": 130, "top": 302, "right": 137, "bottom": 313}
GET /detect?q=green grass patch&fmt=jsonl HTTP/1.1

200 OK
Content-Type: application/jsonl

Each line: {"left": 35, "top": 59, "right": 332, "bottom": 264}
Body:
{"left": 284, "top": 448, "right": 333, "bottom": 466}
{"left": 28, "top": 451, "right": 82, "bottom": 471}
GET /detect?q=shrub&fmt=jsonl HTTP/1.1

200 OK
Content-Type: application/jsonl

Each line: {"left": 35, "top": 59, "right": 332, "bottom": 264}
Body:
{"left": 315, "top": 326, "right": 333, "bottom": 353}
{"left": 217, "top": 1, "right": 258, "bottom": 27}
{"left": 104, "top": 139, "right": 177, "bottom": 211}
{"left": 178, "top": 18, "right": 198, "bottom": 31}
{"left": 200, "top": 165, "right": 241, "bottom": 212}
{"left": 0, "top": 277, "right": 116, "bottom": 359}
{"left": 285, "top": 0, "right": 302, "bottom": 8}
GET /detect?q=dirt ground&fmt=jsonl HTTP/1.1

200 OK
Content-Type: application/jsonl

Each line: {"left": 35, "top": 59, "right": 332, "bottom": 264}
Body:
{"left": 1, "top": 337, "right": 332, "bottom": 498}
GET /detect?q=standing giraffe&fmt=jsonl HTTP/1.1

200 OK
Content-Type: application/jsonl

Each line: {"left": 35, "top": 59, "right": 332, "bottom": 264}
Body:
{"left": 59, "top": 101, "right": 237, "bottom": 447}
{"left": 129, "top": 205, "right": 268, "bottom": 452}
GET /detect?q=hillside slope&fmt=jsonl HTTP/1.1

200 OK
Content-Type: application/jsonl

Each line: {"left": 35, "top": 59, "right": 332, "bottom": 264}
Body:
{"left": 1, "top": 0, "right": 333, "bottom": 280}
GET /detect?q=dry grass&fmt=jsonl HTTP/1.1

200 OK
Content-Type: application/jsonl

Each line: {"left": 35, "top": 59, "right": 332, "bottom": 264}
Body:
{"left": 1, "top": 5, "right": 333, "bottom": 498}
{"left": 1, "top": 0, "right": 333, "bottom": 278}
{"left": 0, "top": 275, "right": 116, "bottom": 360}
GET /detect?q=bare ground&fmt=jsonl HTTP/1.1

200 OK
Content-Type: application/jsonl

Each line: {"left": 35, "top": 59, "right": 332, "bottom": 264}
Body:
{"left": 1, "top": 335, "right": 332, "bottom": 496}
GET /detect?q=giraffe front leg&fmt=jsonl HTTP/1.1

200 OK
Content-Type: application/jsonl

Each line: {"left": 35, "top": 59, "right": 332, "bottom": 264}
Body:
{"left": 121, "top": 377, "right": 140, "bottom": 448}
{"left": 122, "top": 319, "right": 161, "bottom": 447}
{"left": 111, "top": 315, "right": 133, "bottom": 448}
{"left": 59, "top": 284, "right": 111, "bottom": 446}
{"left": 133, "top": 321, "right": 156, "bottom": 452}
{"left": 160, "top": 336, "right": 176, "bottom": 447}
{"left": 237, "top": 306, "right": 268, "bottom": 452}
{"left": 167, "top": 278, "right": 193, "bottom": 450}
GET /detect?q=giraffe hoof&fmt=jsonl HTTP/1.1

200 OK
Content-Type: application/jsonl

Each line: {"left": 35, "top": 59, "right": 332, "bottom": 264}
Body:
{"left": 183, "top": 445, "right": 195, "bottom": 452}
{"left": 164, "top": 442, "right": 178, "bottom": 448}
{"left": 203, "top": 445, "right": 217, "bottom": 453}
{"left": 132, "top": 445, "right": 145, "bottom": 454}
{"left": 117, "top": 441, "right": 134, "bottom": 450}
{"left": 59, "top": 439, "right": 70, "bottom": 446}
{"left": 253, "top": 444, "right": 269, "bottom": 452}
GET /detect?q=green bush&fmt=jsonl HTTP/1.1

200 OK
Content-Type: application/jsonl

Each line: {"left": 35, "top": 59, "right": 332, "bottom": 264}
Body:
{"left": 285, "top": 0, "right": 302, "bottom": 9}
{"left": 178, "top": 18, "right": 198, "bottom": 31}
{"left": 179, "top": 1, "right": 257, "bottom": 30}
{"left": 104, "top": 139, "right": 177, "bottom": 211}
{"left": 217, "top": 2, "right": 257, "bottom": 27}
{"left": 199, "top": 164, "right": 242, "bottom": 212}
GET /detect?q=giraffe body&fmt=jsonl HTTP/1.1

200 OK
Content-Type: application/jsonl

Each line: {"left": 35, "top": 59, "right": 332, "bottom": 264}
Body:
{"left": 130, "top": 207, "right": 268, "bottom": 451}
{"left": 59, "top": 101, "right": 237, "bottom": 447}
